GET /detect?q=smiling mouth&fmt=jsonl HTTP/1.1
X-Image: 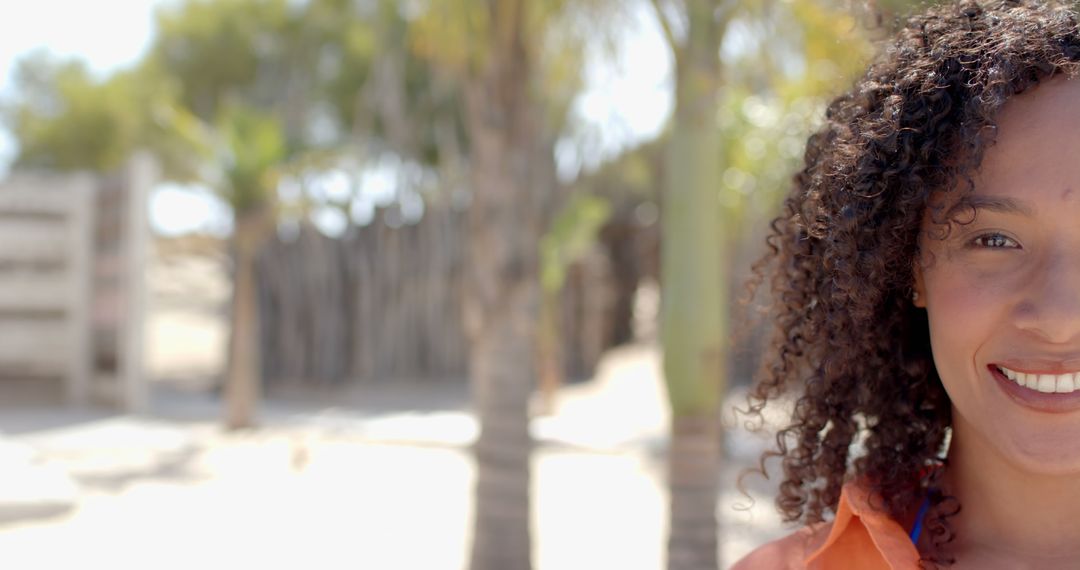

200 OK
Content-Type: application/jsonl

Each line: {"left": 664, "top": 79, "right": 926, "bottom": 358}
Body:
{"left": 995, "top": 364, "right": 1080, "bottom": 394}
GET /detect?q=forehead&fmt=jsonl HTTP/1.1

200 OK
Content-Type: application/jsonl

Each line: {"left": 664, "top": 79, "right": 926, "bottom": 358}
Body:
{"left": 974, "top": 75, "right": 1080, "bottom": 202}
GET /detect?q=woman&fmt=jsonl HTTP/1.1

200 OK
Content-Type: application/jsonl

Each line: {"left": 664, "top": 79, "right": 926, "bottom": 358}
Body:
{"left": 733, "top": 1, "right": 1080, "bottom": 567}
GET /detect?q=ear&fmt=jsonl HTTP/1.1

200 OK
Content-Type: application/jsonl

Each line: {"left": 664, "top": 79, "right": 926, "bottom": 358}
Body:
{"left": 912, "top": 258, "right": 927, "bottom": 309}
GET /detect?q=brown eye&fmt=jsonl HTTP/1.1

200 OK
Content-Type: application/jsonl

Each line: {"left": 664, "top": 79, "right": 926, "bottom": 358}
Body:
{"left": 972, "top": 233, "right": 1020, "bottom": 249}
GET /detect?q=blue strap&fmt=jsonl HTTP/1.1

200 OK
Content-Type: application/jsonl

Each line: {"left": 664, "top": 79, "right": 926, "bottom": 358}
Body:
{"left": 909, "top": 495, "right": 931, "bottom": 545}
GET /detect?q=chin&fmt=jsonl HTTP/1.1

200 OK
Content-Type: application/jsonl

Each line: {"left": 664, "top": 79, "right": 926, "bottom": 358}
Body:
{"left": 997, "top": 430, "right": 1080, "bottom": 476}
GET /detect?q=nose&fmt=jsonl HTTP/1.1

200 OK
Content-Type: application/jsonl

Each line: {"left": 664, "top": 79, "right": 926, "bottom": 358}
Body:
{"left": 1014, "top": 249, "right": 1080, "bottom": 345}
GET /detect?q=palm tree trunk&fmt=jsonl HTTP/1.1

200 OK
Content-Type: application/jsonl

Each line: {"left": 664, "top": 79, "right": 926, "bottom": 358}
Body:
{"left": 225, "top": 206, "right": 271, "bottom": 429}
{"left": 667, "top": 414, "right": 723, "bottom": 569}
{"left": 467, "top": 284, "right": 536, "bottom": 570}
{"left": 465, "top": 2, "right": 552, "bottom": 569}
{"left": 535, "top": 289, "right": 564, "bottom": 415}
{"left": 661, "top": 1, "right": 727, "bottom": 569}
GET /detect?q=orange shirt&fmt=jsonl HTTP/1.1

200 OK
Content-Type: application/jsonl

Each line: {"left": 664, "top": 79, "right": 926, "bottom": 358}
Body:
{"left": 730, "top": 481, "right": 921, "bottom": 570}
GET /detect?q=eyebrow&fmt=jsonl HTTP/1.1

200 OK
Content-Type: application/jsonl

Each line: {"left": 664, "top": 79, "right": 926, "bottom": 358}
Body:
{"left": 962, "top": 195, "right": 1035, "bottom": 216}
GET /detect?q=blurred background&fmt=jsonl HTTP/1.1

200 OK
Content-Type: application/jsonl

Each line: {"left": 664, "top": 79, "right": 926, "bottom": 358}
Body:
{"left": 0, "top": 0, "right": 917, "bottom": 568}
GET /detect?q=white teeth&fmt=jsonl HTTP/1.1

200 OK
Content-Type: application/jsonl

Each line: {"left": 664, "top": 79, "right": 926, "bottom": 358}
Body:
{"left": 1058, "top": 375, "right": 1077, "bottom": 393}
{"left": 999, "top": 366, "right": 1080, "bottom": 394}
{"left": 1038, "top": 375, "right": 1057, "bottom": 393}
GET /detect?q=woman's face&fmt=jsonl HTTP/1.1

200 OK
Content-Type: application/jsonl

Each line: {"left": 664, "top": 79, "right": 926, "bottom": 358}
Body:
{"left": 915, "top": 75, "right": 1080, "bottom": 474}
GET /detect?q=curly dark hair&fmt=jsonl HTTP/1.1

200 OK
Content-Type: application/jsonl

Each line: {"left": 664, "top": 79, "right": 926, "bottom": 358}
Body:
{"left": 745, "top": 0, "right": 1080, "bottom": 565}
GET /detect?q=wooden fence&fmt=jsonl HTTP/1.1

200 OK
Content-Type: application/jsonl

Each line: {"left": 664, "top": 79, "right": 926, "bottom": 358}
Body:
{"left": 255, "top": 203, "right": 646, "bottom": 386}
{"left": 257, "top": 205, "right": 468, "bottom": 385}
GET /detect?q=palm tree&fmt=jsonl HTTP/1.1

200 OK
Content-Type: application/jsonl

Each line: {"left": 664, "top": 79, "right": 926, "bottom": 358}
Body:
{"left": 650, "top": 1, "right": 729, "bottom": 568}
{"left": 213, "top": 106, "right": 287, "bottom": 429}
{"left": 460, "top": 3, "right": 554, "bottom": 566}
{"left": 408, "top": 1, "right": 607, "bottom": 566}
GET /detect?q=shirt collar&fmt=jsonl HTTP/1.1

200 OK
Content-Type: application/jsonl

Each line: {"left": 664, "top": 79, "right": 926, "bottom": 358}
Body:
{"left": 804, "top": 480, "right": 922, "bottom": 570}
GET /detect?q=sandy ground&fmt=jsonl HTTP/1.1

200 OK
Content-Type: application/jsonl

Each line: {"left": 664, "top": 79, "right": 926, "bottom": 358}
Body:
{"left": 144, "top": 246, "right": 229, "bottom": 391}
{"left": 0, "top": 247, "right": 789, "bottom": 569}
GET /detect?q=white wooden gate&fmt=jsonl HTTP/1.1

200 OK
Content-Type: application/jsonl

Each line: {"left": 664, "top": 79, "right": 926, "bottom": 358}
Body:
{"left": 0, "top": 174, "right": 95, "bottom": 405}
{"left": 0, "top": 154, "right": 154, "bottom": 411}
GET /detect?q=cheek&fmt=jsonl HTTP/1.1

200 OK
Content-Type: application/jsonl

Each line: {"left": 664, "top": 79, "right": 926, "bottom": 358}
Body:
{"left": 930, "top": 268, "right": 998, "bottom": 311}
{"left": 923, "top": 264, "right": 1014, "bottom": 374}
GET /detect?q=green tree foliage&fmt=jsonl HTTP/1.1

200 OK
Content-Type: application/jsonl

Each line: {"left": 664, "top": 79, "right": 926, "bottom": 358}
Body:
{"left": 540, "top": 193, "right": 612, "bottom": 292}
{"left": 214, "top": 105, "right": 287, "bottom": 213}
{"left": 717, "top": 1, "right": 872, "bottom": 235}
{"left": 7, "top": 57, "right": 137, "bottom": 171}
{"left": 3, "top": 54, "right": 206, "bottom": 180}
{"left": 408, "top": 0, "right": 612, "bottom": 143}
{"left": 151, "top": 0, "right": 296, "bottom": 125}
